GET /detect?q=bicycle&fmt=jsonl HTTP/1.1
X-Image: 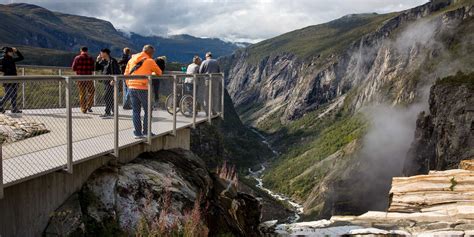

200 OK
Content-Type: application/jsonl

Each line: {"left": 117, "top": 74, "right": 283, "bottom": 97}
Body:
{"left": 165, "top": 79, "right": 198, "bottom": 117}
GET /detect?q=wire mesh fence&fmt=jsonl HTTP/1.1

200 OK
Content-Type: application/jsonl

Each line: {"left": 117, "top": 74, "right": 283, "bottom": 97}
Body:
{"left": 0, "top": 66, "right": 224, "bottom": 192}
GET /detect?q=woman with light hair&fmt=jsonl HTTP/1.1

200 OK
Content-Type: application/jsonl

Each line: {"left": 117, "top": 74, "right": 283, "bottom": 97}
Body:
{"left": 185, "top": 55, "right": 201, "bottom": 92}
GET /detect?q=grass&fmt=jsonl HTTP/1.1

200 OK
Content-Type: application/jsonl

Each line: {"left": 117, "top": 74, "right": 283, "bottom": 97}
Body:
{"left": 263, "top": 112, "right": 367, "bottom": 200}
{"left": 436, "top": 71, "right": 474, "bottom": 88}
{"left": 246, "top": 13, "right": 397, "bottom": 64}
{"left": 449, "top": 177, "right": 458, "bottom": 191}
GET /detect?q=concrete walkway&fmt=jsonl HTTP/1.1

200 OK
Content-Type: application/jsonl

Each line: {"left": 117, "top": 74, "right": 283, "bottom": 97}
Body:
{"left": 1, "top": 106, "right": 213, "bottom": 186}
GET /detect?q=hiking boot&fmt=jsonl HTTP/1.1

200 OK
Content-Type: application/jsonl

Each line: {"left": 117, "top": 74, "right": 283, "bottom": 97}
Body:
{"left": 99, "top": 113, "right": 112, "bottom": 119}
{"left": 143, "top": 132, "right": 156, "bottom": 137}
{"left": 134, "top": 134, "right": 144, "bottom": 139}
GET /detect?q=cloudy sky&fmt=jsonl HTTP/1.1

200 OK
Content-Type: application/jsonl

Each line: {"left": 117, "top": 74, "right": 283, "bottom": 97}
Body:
{"left": 1, "top": 0, "right": 428, "bottom": 42}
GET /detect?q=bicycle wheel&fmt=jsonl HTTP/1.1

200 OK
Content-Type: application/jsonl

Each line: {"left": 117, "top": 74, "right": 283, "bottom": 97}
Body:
{"left": 180, "top": 95, "right": 194, "bottom": 117}
{"left": 165, "top": 94, "right": 181, "bottom": 115}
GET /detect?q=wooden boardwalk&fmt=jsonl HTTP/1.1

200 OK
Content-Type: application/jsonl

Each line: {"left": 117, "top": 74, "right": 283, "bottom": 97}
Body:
{"left": 1, "top": 107, "right": 213, "bottom": 187}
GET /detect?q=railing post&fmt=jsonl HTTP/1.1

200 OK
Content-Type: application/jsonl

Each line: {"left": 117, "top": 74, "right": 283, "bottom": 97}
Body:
{"left": 122, "top": 80, "right": 126, "bottom": 105}
{"left": 172, "top": 75, "right": 177, "bottom": 136}
{"left": 208, "top": 74, "right": 213, "bottom": 124}
{"left": 65, "top": 77, "right": 73, "bottom": 174}
{"left": 0, "top": 145, "right": 3, "bottom": 199}
{"left": 192, "top": 75, "right": 197, "bottom": 128}
{"left": 93, "top": 72, "right": 97, "bottom": 106}
{"left": 114, "top": 76, "right": 119, "bottom": 157}
{"left": 221, "top": 73, "right": 225, "bottom": 120}
{"left": 21, "top": 68, "right": 25, "bottom": 109}
{"left": 147, "top": 76, "right": 153, "bottom": 144}
{"left": 58, "top": 69, "right": 62, "bottom": 107}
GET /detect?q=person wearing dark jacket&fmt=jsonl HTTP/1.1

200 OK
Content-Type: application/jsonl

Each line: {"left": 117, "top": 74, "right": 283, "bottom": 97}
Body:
{"left": 0, "top": 47, "right": 24, "bottom": 114}
{"left": 118, "top": 48, "right": 132, "bottom": 110}
{"left": 95, "top": 48, "right": 121, "bottom": 118}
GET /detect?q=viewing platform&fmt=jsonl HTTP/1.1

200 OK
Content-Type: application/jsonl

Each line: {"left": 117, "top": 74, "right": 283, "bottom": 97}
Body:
{"left": 0, "top": 65, "right": 224, "bottom": 197}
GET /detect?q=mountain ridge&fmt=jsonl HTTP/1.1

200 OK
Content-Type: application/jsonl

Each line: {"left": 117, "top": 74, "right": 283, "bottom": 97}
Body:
{"left": 0, "top": 3, "right": 246, "bottom": 64}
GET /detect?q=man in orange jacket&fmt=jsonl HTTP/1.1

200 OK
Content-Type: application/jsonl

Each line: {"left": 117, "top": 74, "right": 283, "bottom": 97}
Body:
{"left": 124, "top": 45, "right": 162, "bottom": 138}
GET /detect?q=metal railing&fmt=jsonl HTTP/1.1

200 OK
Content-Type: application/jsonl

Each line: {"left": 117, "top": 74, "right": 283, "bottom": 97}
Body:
{"left": 0, "top": 68, "right": 224, "bottom": 198}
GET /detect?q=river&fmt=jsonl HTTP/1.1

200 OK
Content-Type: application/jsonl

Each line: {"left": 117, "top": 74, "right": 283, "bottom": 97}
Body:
{"left": 248, "top": 128, "right": 304, "bottom": 223}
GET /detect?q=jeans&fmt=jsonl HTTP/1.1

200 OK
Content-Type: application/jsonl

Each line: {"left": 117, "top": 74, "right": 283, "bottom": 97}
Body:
{"left": 104, "top": 83, "right": 114, "bottom": 115}
{"left": 130, "top": 89, "right": 149, "bottom": 136}
{"left": 0, "top": 83, "right": 19, "bottom": 111}
{"left": 123, "top": 81, "right": 131, "bottom": 109}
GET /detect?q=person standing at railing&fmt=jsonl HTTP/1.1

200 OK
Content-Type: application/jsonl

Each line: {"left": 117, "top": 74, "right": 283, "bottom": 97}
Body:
{"left": 186, "top": 55, "right": 201, "bottom": 92}
{"left": 95, "top": 48, "right": 121, "bottom": 119}
{"left": 124, "top": 45, "right": 162, "bottom": 139}
{"left": 0, "top": 47, "right": 24, "bottom": 114}
{"left": 72, "top": 47, "right": 95, "bottom": 114}
{"left": 118, "top": 47, "right": 132, "bottom": 110}
{"left": 199, "top": 52, "right": 221, "bottom": 116}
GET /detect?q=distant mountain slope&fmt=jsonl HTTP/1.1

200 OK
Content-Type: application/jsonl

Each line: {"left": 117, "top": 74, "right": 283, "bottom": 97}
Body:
{"left": 223, "top": 0, "right": 474, "bottom": 219}
{"left": 128, "top": 33, "right": 244, "bottom": 63}
{"left": 0, "top": 3, "right": 244, "bottom": 64}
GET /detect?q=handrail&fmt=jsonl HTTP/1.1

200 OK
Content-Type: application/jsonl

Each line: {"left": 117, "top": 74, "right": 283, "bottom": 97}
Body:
{"left": 0, "top": 69, "right": 225, "bottom": 198}
{"left": 0, "top": 73, "right": 224, "bottom": 83}
{"left": 17, "top": 64, "right": 71, "bottom": 70}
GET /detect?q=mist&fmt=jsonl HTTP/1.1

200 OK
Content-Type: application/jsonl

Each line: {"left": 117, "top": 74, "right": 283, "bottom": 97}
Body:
{"left": 330, "top": 12, "right": 466, "bottom": 212}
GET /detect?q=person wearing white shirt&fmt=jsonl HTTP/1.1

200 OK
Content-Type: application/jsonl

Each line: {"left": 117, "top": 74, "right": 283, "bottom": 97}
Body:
{"left": 185, "top": 56, "right": 202, "bottom": 93}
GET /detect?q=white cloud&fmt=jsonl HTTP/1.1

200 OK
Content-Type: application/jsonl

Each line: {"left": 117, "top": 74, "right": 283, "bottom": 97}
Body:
{"left": 1, "top": 0, "right": 429, "bottom": 42}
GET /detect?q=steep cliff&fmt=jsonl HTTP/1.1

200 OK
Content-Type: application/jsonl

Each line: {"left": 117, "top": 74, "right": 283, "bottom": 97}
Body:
{"left": 404, "top": 72, "right": 474, "bottom": 175}
{"left": 226, "top": 0, "right": 473, "bottom": 124}
{"left": 224, "top": 0, "right": 474, "bottom": 219}
{"left": 43, "top": 149, "right": 262, "bottom": 236}
{"left": 191, "top": 90, "right": 273, "bottom": 169}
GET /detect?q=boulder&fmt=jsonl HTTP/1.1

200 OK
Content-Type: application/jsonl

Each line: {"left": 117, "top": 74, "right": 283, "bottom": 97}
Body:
{"left": 44, "top": 149, "right": 263, "bottom": 236}
{"left": 0, "top": 114, "right": 49, "bottom": 144}
{"left": 460, "top": 159, "right": 474, "bottom": 171}
{"left": 389, "top": 169, "right": 474, "bottom": 213}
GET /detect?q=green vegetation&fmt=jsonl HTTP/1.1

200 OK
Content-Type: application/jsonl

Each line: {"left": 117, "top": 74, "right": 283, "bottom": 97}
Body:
{"left": 263, "top": 112, "right": 367, "bottom": 200}
{"left": 450, "top": 177, "right": 458, "bottom": 191}
{"left": 436, "top": 71, "right": 474, "bottom": 88}
{"left": 246, "top": 13, "right": 397, "bottom": 64}
{"left": 239, "top": 176, "right": 295, "bottom": 211}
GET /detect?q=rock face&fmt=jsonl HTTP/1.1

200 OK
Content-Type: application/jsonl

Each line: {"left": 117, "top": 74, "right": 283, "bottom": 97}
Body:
{"left": 43, "top": 149, "right": 262, "bottom": 236}
{"left": 223, "top": 0, "right": 474, "bottom": 220}
{"left": 190, "top": 90, "right": 273, "bottom": 169}
{"left": 0, "top": 114, "right": 49, "bottom": 144}
{"left": 267, "top": 164, "right": 474, "bottom": 236}
{"left": 225, "top": 1, "right": 473, "bottom": 124}
{"left": 404, "top": 73, "right": 474, "bottom": 175}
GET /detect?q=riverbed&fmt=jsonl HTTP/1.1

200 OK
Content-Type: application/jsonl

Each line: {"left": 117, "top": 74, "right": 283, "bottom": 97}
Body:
{"left": 248, "top": 128, "right": 304, "bottom": 223}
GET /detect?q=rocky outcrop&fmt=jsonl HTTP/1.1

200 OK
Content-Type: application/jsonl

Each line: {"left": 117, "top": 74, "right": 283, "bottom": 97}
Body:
{"left": 266, "top": 163, "right": 474, "bottom": 236}
{"left": 191, "top": 90, "right": 273, "bottom": 169}
{"left": 0, "top": 114, "right": 49, "bottom": 144}
{"left": 404, "top": 72, "right": 474, "bottom": 175}
{"left": 44, "top": 149, "right": 262, "bottom": 236}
